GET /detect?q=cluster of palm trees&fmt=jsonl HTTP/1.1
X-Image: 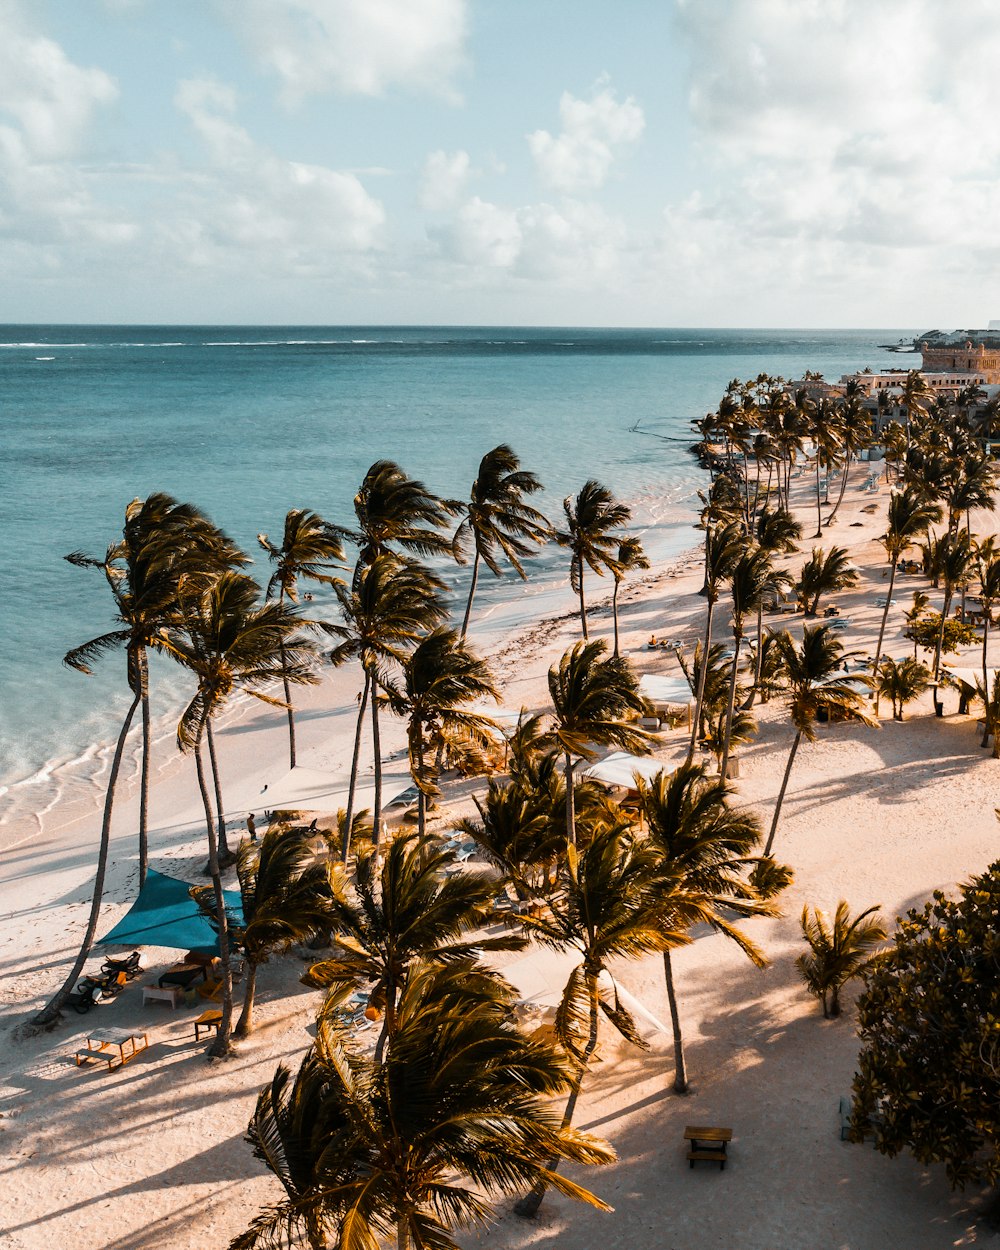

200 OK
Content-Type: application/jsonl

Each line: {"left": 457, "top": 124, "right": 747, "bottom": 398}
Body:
{"left": 232, "top": 633, "right": 786, "bottom": 1245}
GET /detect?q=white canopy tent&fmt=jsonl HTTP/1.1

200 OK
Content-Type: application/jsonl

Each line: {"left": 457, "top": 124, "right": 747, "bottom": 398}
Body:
{"left": 583, "top": 750, "right": 667, "bottom": 789}
{"left": 943, "top": 666, "right": 998, "bottom": 691}
{"left": 638, "top": 674, "right": 693, "bottom": 707}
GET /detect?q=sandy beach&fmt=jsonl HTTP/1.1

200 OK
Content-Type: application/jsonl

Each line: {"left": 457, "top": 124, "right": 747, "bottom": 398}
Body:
{"left": 2, "top": 471, "right": 997, "bottom": 1250}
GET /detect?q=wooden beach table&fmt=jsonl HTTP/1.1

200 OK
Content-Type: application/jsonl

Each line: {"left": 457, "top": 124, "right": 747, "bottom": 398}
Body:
{"left": 75, "top": 1027, "right": 149, "bottom": 1071}
{"left": 684, "top": 1125, "right": 732, "bottom": 1169}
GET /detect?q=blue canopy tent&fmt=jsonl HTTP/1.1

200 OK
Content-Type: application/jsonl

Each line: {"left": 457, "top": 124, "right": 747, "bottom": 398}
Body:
{"left": 96, "top": 868, "right": 244, "bottom": 954}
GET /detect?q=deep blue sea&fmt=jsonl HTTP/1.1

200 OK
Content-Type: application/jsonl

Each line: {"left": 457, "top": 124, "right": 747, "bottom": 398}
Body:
{"left": 0, "top": 325, "right": 912, "bottom": 836}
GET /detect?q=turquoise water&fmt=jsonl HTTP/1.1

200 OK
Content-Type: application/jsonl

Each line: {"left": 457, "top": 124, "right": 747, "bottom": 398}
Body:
{"left": 0, "top": 325, "right": 910, "bottom": 833}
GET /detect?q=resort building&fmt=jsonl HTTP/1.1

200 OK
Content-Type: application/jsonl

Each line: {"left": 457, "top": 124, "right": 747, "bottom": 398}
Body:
{"left": 918, "top": 330, "right": 1000, "bottom": 382}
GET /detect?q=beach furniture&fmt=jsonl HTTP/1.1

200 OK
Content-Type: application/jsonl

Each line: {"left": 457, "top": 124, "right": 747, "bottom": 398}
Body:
{"left": 100, "top": 951, "right": 142, "bottom": 981}
{"left": 198, "top": 978, "right": 224, "bottom": 1002}
{"left": 193, "top": 1009, "right": 223, "bottom": 1040}
{"left": 142, "top": 983, "right": 183, "bottom": 1008}
{"left": 684, "top": 1125, "right": 732, "bottom": 1169}
{"left": 158, "top": 962, "right": 207, "bottom": 990}
{"left": 75, "top": 1027, "right": 149, "bottom": 1072}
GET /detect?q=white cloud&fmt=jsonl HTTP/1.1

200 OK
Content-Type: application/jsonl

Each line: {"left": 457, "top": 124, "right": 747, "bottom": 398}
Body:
{"left": 528, "top": 81, "right": 644, "bottom": 193}
{"left": 219, "top": 0, "right": 468, "bottom": 105}
{"left": 172, "top": 77, "right": 386, "bottom": 264}
{"left": 418, "top": 149, "right": 470, "bottom": 211}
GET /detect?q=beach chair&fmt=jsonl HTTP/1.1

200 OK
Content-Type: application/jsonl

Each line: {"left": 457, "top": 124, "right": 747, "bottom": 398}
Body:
{"left": 101, "top": 951, "right": 142, "bottom": 981}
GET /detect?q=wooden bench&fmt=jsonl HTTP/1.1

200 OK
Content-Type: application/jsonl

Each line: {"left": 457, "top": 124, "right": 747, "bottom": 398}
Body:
{"left": 684, "top": 1125, "right": 732, "bottom": 1170}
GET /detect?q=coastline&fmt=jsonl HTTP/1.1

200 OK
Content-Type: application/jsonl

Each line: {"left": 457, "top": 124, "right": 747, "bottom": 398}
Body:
{"left": 3, "top": 465, "right": 998, "bottom": 1247}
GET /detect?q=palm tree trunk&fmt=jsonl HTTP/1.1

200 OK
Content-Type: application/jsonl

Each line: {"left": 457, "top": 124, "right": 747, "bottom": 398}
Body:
{"left": 32, "top": 686, "right": 142, "bottom": 1027}
{"left": 813, "top": 457, "right": 823, "bottom": 539}
{"left": 612, "top": 580, "right": 621, "bottom": 658}
{"left": 515, "top": 972, "right": 600, "bottom": 1218}
{"left": 719, "top": 624, "right": 742, "bottom": 779}
{"left": 342, "top": 669, "right": 371, "bottom": 861}
{"left": 194, "top": 725, "right": 235, "bottom": 1057}
{"left": 763, "top": 729, "right": 802, "bottom": 857}
{"left": 871, "top": 557, "right": 898, "bottom": 714}
{"left": 416, "top": 730, "right": 426, "bottom": 839}
{"left": 460, "top": 548, "right": 481, "bottom": 639}
{"left": 564, "top": 750, "right": 576, "bottom": 847}
{"left": 234, "top": 959, "right": 257, "bottom": 1038}
{"left": 139, "top": 649, "right": 151, "bottom": 888}
{"left": 687, "top": 597, "right": 715, "bottom": 763}
{"left": 663, "top": 949, "right": 688, "bottom": 1094}
{"left": 281, "top": 643, "right": 296, "bottom": 770}
{"left": 932, "top": 587, "right": 954, "bottom": 715}
{"left": 827, "top": 454, "right": 852, "bottom": 524}
{"left": 743, "top": 604, "right": 764, "bottom": 711}
{"left": 205, "top": 718, "right": 232, "bottom": 866}
{"left": 577, "top": 557, "right": 588, "bottom": 641}
{"left": 372, "top": 685, "right": 384, "bottom": 846}
{"left": 982, "top": 614, "right": 992, "bottom": 748}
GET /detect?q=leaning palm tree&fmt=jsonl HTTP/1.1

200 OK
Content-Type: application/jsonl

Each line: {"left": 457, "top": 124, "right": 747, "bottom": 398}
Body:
{"left": 871, "top": 488, "right": 943, "bottom": 709}
{"left": 637, "top": 762, "right": 778, "bottom": 1092}
{"left": 453, "top": 444, "right": 550, "bottom": 637}
{"left": 689, "top": 520, "right": 746, "bottom": 761}
{"left": 826, "top": 387, "right": 873, "bottom": 525}
{"left": 164, "top": 571, "right": 318, "bottom": 1054}
{"left": 513, "top": 818, "right": 680, "bottom": 1217}
{"left": 930, "top": 529, "right": 976, "bottom": 711}
{"left": 976, "top": 538, "right": 1000, "bottom": 745}
{"left": 382, "top": 628, "right": 500, "bottom": 835}
{"left": 225, "top": 826, "right": 334, "bottom": 1037}
{"left": 258, "top": 509, "right": 345, "bottom": 767}
{"left": 343, "top": 459, "right": 459, "bottom": 573}
{"left": 543, "top": 640, "right": 652, "bottom": 846}
{"left": 328, "top": 555, "right": 447, "bottom": 857}
{"left": 235, "top": 960, "right": 614, "bottom": 1250}
{"left": 797, "top": 900, "right": 886, "bottom": 1018}
{"left": 876, "top": 656, "right": 930, "bottom": 722}
{"left": 795, "top": 545, "right": 859, "bottom": 616}
{"left": 456, "top": 778, "right": 565, "bottom": 901}
{"left": 610, "top": 536, "right": 650, "bottom": 658}
{"left": 764, "top": 625, "right": 878, "bottom": 856}
{"left": 555, "top": 480, "right": 631, "bottom": 639}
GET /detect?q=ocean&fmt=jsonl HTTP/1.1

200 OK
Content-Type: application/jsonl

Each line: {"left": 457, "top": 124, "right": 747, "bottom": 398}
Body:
{"left": 0, "top": 325, "right": 912, "bottom": 838}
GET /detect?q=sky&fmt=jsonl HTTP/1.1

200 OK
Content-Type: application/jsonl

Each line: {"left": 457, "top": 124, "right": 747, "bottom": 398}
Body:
{"left": 2, "top": 0, "right": 1000, "bottom": 327}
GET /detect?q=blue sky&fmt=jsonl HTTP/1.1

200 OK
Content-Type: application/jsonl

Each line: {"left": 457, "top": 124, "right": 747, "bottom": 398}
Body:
{"left": 3, "top": 0, "right": 1000, "bottom": 326}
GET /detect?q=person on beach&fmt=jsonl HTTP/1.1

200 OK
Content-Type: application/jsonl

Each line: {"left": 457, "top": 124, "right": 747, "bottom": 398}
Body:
{"left": 247, "top": 812, "right": 257, "bottom": 842}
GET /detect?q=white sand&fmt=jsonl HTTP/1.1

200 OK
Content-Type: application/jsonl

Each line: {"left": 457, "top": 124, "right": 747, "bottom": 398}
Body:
{"left": 1, "top": 474, "right": 997, "bottom": 1249}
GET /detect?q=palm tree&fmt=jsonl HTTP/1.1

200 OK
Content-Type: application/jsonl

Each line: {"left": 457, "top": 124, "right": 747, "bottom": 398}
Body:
{"left": 302, "top": 831, "right": 525, "bottom": 1056}
{"left": 809, "top": 398, "right": 843, "bottom": 537}
{"left": 164, "top": 571, "right": 317, "bottom": 1054}
{"left": 543, "top": 640, "right": 651, "bottom": 846}
{"left": 763, "top": 625, "right": 877, "bottom": 857}
{"left": 555, "top": 480, "right": 631, "bottom": 639}
{"left": 899, "top": 370, "right": 933, "bottom": 446}
{"left": 637, "top": 762, "right": 778, "bottom": 1092}
{"left": 826, "top": 386, "right": 873, "bottom": 524}
{"left": 513, "top": 819, "right": 678, "bottom": 1217}
{"left": 976, "top": 538, "right": 1000, "bottom": 745}
{"left": 235, "top": 960, "right": 614, "bottom": 1250}
{"left": 258, "top": 509, "right": 345, "bottom": 767}
{"left": 743, "top": 507, "right": 800, "bottom": 709}
{"left": 795, "top": 545, "right": 859, "bottom": 616}
{"left": 328, "top": 555, "right": 447, "bottom": 857}
{"left": 382, "top": 628, "right": 500, "bottom": 835}
{"left": 871, "top": 488, "right": 943, "bottom": 709}
{"left": 930, "top": 530, "right": 976, "bottom": 711}
{"left": 456, "top": 779, "right": 564, "bottom": 900}
{"left": 453, "top": 444, "right": 550, "bottom": 637}
{"left": 344, "top": 459, "right": 459, "bottom": 572}
{"left": 226, "top": 826, "right": 334, "bottom": 1037}
{"left": 875, "top": 656, "right": 931, "bottom": 721}
{"left": 610, "top": 536, "right": 650, "bottom": 658}
{"left": 797, "top": 900, "right": 886, "bottom": 1018}
{"left": 721, "top": 546, "right": 783, "bottom": 778}
{"left": 689, "top": 521, "right": 745, "bottom": 761}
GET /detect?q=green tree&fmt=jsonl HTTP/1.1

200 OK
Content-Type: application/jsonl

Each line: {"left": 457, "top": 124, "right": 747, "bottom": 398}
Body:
{"left": 809, "top": 397, "right": 843, "bottom": 537}
{"left": 976, "top": 538, "right": 1000, "bottom": 745}
{"left": 453, "top": 444, "right": 550, "bottom": 638}
{"left": 610, "top": 536, "right": 650, "bottom": 658}
{"left": 898, "top": 369, "right": 933, "bottom": 445}
{"left": 514, "top": 819, "right": 677, "bottom": 1217}
{"left": 721, "top": 546, "right": 783, "bottom": 778}
{"left": 343, "top": 459, "right": 459, "bottom": 571}
{"left": 930, "top": 530, "right": 976, "bottom": 712}
{"left": 795, "top": 545, "right": 859, "bottom": 616}
{"left": 165, "top": 571, "right": 317, "bottom": 1054}
{"left": 555, "top": 479, "right": 631, "bottom": 639}
{"left": 871, "top": 488, "right": 943, "bottom": 709}
{"left": 764, "top": 625, "right": 877, "bottom": 856}
{"left": 797, "top": 900, "right": 886, "bottom": 1018}
{"left": 235, "top": 960, "right": 614, "bottom": 1250}
{"left": 638, "top": 762, "right": 777, "bottom": 1092}
{"left": 383, "top": 628, "right": 500, "bottom": 836}
{"left": 875, "top": 656, "right": 930, "bottom": 721}
{"left": 744, "top": 507, "right": 800, "bottom": 709}
{"left": 852, "top": 861, "right": 1000, "bottom": 1187}
{"left": 328, "top": 555, "right": 447, "bottom": 857}
{"left": 826, "top": 385, "right": 873, "bottom": 524}
{"left": 303, "top": 832, "right": 524, "bottom": 1056}
{"left": 455, "top": 778, "right": 565, "bottom": 900}
{"left": 225, "top": 826, "right": 334, "bottom": 1037}
{"left": 258, "top": 509, "right": 345, "bottom": 767}
{"left": 688, "top": 520, "right": 746, "bottom": 761}
{"left": 543, "top": 640, "right": 651, "bottom": 846}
